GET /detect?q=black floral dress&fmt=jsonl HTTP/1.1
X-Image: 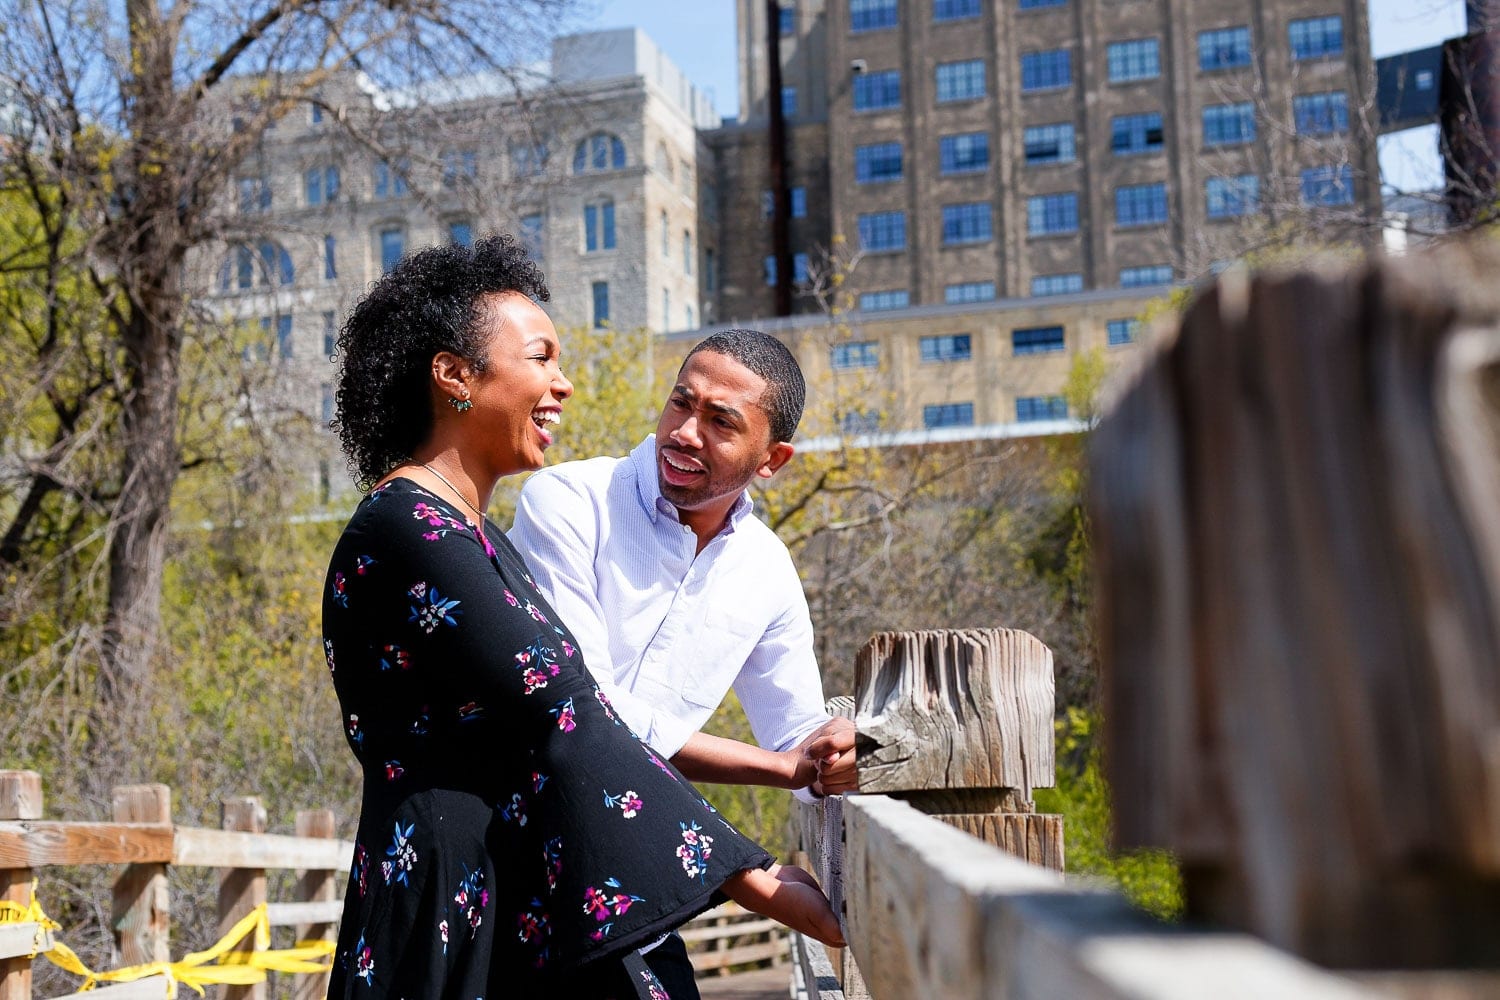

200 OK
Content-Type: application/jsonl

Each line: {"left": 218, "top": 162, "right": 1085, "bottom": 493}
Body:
{"left": 322, "top": 479, "right": 773, "bottom": 999}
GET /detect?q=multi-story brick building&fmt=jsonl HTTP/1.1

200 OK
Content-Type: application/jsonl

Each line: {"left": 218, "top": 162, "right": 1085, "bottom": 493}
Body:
{"left": 700, "top": 0, "right": 1379, "bottom": 437}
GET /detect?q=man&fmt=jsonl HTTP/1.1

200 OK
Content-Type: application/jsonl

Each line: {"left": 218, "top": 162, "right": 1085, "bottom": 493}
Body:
{"left": 509, "top": 328, "right": 857, "bottom": 799}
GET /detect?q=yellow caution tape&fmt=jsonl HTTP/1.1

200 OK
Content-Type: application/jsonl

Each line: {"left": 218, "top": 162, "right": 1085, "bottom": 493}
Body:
{"left": 0, "top": 885, "right": 335, "bottom": 997}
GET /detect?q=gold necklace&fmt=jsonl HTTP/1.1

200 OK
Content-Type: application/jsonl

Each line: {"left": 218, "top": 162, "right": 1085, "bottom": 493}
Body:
{"left": 419, "top": 462, "right": 487, "bottom": 525}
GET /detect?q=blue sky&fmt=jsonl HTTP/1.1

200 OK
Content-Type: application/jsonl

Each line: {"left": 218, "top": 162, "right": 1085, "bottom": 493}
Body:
{"left": 582, "top": 0, "right": 1464, "bottom": 192}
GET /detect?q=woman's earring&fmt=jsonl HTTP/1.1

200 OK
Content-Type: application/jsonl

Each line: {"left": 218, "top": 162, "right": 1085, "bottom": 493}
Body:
{"left": 449, "top": 394, "right": 473, "bottom": 413}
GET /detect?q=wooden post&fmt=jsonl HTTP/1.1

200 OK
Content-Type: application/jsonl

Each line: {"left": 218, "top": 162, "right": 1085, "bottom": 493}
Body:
{"left": 218, "top": 797, "right": 267, "bottom": 1000}
{"left": 0, "top": 771, "right": 42, "bottom": 1000}
{"left": 854, "top": 629, "right": 1062, "bottom": 869}
{"left": 111, "top": 785, "right": 171, "bottom": 968}
{"left": 291, "top": 810, "right": 335, "bottom": 1000}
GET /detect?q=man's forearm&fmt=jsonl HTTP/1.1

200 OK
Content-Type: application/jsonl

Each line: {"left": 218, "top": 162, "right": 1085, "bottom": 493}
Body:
{"left": 670, "top": 731, "right": 814, "bottom": 789}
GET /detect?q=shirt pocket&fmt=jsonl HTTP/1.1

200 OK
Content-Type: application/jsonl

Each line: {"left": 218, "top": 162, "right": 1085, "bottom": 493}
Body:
{"left": 675, "top": 607, "right": 765, "bottom": 709}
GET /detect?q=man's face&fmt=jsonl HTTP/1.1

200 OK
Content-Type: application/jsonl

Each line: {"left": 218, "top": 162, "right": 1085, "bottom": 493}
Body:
{"left": 654, "top": 350, "right": 792, "bottom": 514}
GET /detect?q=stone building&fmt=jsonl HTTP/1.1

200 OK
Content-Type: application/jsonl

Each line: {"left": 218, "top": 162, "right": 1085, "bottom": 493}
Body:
{"left": 694, "top": 0, "right": 1378, "bottom": 437}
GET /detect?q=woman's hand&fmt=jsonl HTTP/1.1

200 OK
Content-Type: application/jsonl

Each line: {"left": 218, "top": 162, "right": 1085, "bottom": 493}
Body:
{"left": 722, "top": 864, "right": 846, "bottom": 948}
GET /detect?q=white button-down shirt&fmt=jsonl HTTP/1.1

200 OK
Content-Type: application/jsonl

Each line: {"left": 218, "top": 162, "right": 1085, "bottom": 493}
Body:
{"left": 508, "top": 435, "right": 830, "bottom": 760}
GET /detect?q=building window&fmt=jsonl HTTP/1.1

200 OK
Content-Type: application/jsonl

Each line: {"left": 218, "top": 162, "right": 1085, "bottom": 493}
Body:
{"left": 1021, "top": 49, "right": 1071, "bottom": 91}
{"left": 859, "top": 290, "right": 910, "bottom": 311}
{"left": 310, "top": 102, "right": 324, "bottom": 125}
{"left": 441, "top": 150, "right": 478, "bottom": 188}
{"left": 379, "top": 228, "right": 405, "bottom": 273}
{"left": 270, "top": 314, "right": 294, "bottom": 360}
{"left": 225, "top": 242, "right": 294, "bottom": 291}
{"left": 584, "top": 199, "right": 616, "bottom": 252}
{"left": 1023, "top": 123, "right": 1075, "bottom": 164}
{"left": 1203, "top": 102, "right": 1257, "bottom": 146}
{"left": 920, "top": 333, "right": 972, "bottom": 362}
{"left": 1301, "top": 164, "right": 1355, "bottom": 206}
{"left": 705, "top": 248, "right": 716, "bottom": 291}
{"left": 855, "top": 141, "right": 904, "bottom": 183}
{"left": 942, "top": 203, "right": 992, "bottom": 244}
{"left": 791, "top": 186, "right": 807, "bottom": 217}
{"left": 1206, "top": 175, "right": 1260, "bottom": 218}
{"left": 782, "top": 86, "right": 798, "bottom": 118}
{"left": 663, "top": 288, "right": 671, "bottom": 326}
{"left": 936, "top": 59, "right": 987, "bottom": 102}
{"left": 780, "top": 3, "right": 796, "bottom": 33}
{"left": 1016, "top": 395, "right": 1067, "bottom": 422}
{"left": 511, "top": 140, "right": 548, "bottom": 178}
{"left": 924, "top": 402, "right": 975, "bottom": 428}
{"left": 573, "top": 132, "right": 626, "bottom": 173}
{"left": 851, "top": 0, "right": 899, "bottom": 32}
{"left": 1032, "top": 273, "right": 1083, "bottom": 296}
{"left": 238, "top": 176, "right": 271, "bottom": 213}
{"left": 448, "top": 220, "right": 473, "bottom": 246}
{"left": 853, "top": 70, "right": 902, "bottom": 110}
{"left": 858, "top": 210, "right": 907, "bottom": 251}
{"left": 1115, "top": 182, "right": 1169, "bottom": 226}
{"left": 1290, "top": 15, "right": 1343, "bottom": 60}
{"left": 1012, "top": 325, "right": 1065, "bottom": 355}
{"left": 592, "top": 281, "right": 610, "bottom": 327}
{"left": 1112, "top": 112, "right": 1164, "bottom": 155}
{"left": 945, "top": 280, "right": 996, "bottom": 303}
{"left": 1294, "top": 91, "right": 1349, "bottom": 134}
{"left": 1120, "top": 264, "right": 1173, "bottom": 287}
{"left": 1027, "top": 192, "right": 1079, "bottom": 236}
{"left": 1107, "top": 39, "right": 1160, "bottom": 83}
{"left": 684, "top": 230, "right": 694, "bottom": 274}
{"left": 763, "top": 253, "right": 811, "bottom": 285}
{"left": 1199, "top": 26, "right": 1252, "bottom": 70}
{"left": 321, "top": 383, "right": 334, "bottom": 425}
{"left": 841, "top": 410, "right": 882, "bottom": 434}
{"left": 831, "top": 340, "right": 880, "bottom": 369}
{"left": 373, "top": 160, "right": 409, "bottom": 199}
{"left": 686, "top": 305, "right": 695, "bottom": 328}
{"left": 323, "top": 235, "right": 337, "bottom": 281}
{"left": 1107, "top": 318, "right": 1140, "bottom": 345}
{"left": 322, "top": 311, "right": 337, "bottom": 357}
{"left": 940, "top": 132, "right": 990, "bottom": 173}
{"left": 661, "top": 211, "right": 671, "bottom": 257}
{"left": 520, "top": 213, "right": 544, "bottom": 260}
{"left": 934, "top": 0, "right": 980, "bottom": 20}
{"left": 305, "top": 166, "right": 340, "bottom": 206}
{"left": 1019, "top": 0, "right": 1066, "bottom": 8}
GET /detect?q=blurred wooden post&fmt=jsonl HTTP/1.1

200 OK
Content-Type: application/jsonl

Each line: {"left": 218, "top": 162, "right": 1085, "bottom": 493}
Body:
{"left": 111, "top": 784, "right": 172, "bottom": 968}
{"left": 218, "top": 797, "right": 267, "bottom": 1000}
{"left": 0, "top": 771, "right": 41, "bottom": 1000}
{"left": 1089, "top": 250, "right": 1500, "bottom": 969}
{"left": 291, "top": 809, "right": 336, "bottom": 1000}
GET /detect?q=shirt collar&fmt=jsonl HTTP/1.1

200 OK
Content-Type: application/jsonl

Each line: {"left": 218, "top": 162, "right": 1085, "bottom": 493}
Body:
{"left": 631, "top": 434, "right": 754, "bottom": 534}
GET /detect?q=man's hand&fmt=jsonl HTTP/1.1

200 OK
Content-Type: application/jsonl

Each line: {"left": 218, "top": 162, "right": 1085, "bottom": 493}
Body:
{"left": 797, "top": 717, "right": 858, "bottom": 796}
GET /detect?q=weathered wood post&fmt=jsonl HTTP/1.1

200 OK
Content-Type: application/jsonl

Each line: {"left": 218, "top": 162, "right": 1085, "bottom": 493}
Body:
{"left": 218, "top": 797, "right": 267, "bottom": 1000}
{"left": 1089, "top": 248, "right": 1500, "bottom": 969}
{"left": 111, "top": 784, "right": 171, "bottom": 968}
{"left": 291, "top": 809, "right": 336, "bottom": 1000}
{"left": 0, "top": 771, "right": 41, "bottom": 1000}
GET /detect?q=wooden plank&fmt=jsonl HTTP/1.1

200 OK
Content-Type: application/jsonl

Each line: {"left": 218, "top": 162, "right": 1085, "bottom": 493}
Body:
{"left": 853, "top": 630, "right": 1054, "bottom": 797}
{"left": 1, "top": 771, "right": 41, "bottom": 1000}
{"left": 0, "top": 924, "right": 52, "bottom": 962}
{"left": 692, "top": 940, "right": 787, "bottom": 971}
{"left": 173, "top": 828, "right": 353, "bottom": 870}
{"left": 790, "top": 932, "right": 844, "bottom": 1000}
{"left": 841, "top": 795, "right": 1379, "bottom": 1000}
{"left": 218, "top": 798, "right": 266, "bottom": 1000}
{"left": 111, "top": 785, "right": 171, "bottom": 968}
{"left": 291, "top": 810, "right": 337, "bottom": 1000}
{"left": 51, "top": 975, "right": 172, "bottom": 999}
{"left": 265, "top": 901, "right": 344, "bottom": 927}
{"left": 934, "top": 812, "right": 1064, "bottom": 871}
{"left": 0, "top": 823, "right": 175, "bottom": 867}
{"left": 678, "top": 917, "right": 781, "bottom": 943}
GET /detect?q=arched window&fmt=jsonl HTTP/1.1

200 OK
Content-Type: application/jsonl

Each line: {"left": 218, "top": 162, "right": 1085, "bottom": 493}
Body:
{"left": 573, "top": 132, "right": 626, "bottom": 173}
{"left": 219, "top": 241, "right": 294, "bottom": 292}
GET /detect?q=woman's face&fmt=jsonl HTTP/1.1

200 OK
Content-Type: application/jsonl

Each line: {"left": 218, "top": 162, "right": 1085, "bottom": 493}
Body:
{"left": 463, "top": 292, "right": 573, "bottom": 478}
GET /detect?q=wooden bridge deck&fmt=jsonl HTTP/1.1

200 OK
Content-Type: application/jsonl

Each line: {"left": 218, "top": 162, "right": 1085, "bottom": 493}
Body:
{"left": 696, "top": 965, "right": 792, "bottom": 999}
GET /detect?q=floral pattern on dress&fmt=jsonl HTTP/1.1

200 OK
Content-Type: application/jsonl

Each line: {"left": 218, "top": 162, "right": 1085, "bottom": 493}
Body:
{"left": 381, "top": 821, "right": 417, "bottom": 886}
{"left": 675, "top": 821, "right": 713, "bottom": 882}
{"left": 453, "top": 865, "right": 488, "bottom": 940}
{"left": 407, "top": 581, "right": 461, "bottom": 633}
{"left": 550, "top": 697, "right": 576, "bottom": 732}
{"left": 543, "top": 837, "right": 563, "bottom": 892}
{"left": 324, "top": 639, "right": 336, "bottom": 675}
{"left": 517, "top": 899, "right": 552, "bottom": 968}
{"left": 603, "top": 789, "right": 643, "bottom": 819}
{"left": 641, "top": 968, "right": 670, "bottom": 1000}
{"left": 378, "top": 645, "right": 411, "bottom": 671}
{"left": 582, "top": 878, "right": 645, "bottom": 940}
{"left": 515, "top": 639, "right": 562, "bottom": 694}
{"left": 332, "top": 572, "right": 349, "bottom": 608}
{"left": 352, "top": 843, "right": 369, "bottom": 898}
{"left": 499, "top": 792, "right": 527, "bottom": 826}
{"left": 353, "top": 932, "right": 375, "bottom": 985}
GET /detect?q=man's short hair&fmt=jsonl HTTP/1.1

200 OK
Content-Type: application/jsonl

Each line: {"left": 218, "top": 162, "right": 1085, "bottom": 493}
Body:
{"left": 684, "top": 329, "right": 806, "bottom": 443}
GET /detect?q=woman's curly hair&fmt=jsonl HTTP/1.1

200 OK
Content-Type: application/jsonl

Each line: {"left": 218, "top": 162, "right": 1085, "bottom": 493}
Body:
{"left": 332, "top": 234, "right": 549, "bottom": 489}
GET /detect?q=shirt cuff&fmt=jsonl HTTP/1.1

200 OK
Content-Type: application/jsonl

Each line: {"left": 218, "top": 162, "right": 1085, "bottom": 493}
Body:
{"left": 645, "top": 711, "right": 697, "bottom": 761}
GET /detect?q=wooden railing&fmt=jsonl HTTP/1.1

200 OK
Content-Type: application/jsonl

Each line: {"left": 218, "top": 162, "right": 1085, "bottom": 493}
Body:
{"left": 680, "top": 901, "right": 786, "bottom": 976}
{"left": 0, "top": 771, "right": 349, "bottom": 1000}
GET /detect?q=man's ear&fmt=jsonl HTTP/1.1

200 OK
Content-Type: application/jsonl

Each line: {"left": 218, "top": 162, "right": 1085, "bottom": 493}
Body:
{"left": 756, "top": 441, "right": 795, "bottom": 479}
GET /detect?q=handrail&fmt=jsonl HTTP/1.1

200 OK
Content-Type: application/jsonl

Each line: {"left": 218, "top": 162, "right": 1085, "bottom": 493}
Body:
{"left": 0, "top": 823, "right": 352, "bottom": 871}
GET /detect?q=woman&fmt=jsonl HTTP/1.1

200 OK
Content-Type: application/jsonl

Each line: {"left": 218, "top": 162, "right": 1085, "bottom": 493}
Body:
{"left": 323, "top": 234, "right": 841, "bottom": 1000}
